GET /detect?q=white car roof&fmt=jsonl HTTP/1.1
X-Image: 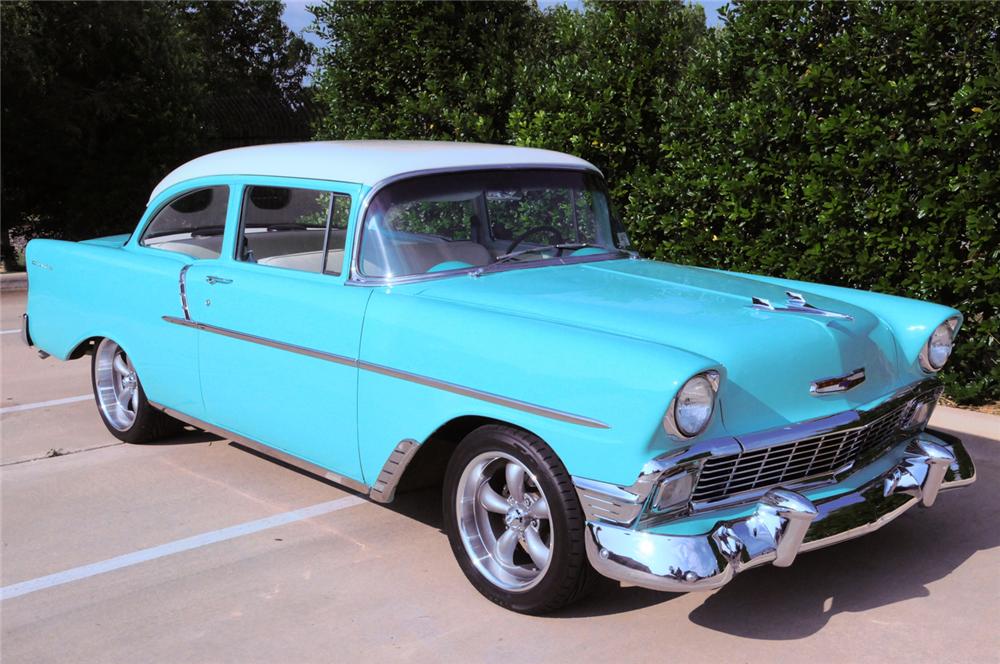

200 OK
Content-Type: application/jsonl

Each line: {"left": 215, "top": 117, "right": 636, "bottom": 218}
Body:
{"left": 149, "top": 140, "right": 599, "bottom": 202}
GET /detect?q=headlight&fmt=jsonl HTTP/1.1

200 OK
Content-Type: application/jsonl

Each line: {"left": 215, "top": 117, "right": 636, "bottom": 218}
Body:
{"left": 664, "top": 371, "right": 719, "bottom": 438}
{"left": 919, "top": 318, "right": 958, "bottom": 372}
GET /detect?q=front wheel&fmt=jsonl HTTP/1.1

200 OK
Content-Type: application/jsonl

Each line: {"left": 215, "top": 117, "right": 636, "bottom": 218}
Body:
{"left": 92, "top": 338, "right": 181, "bottom": 443}
{"left": 443, "top": 424, "right": 596, "bottom": 614}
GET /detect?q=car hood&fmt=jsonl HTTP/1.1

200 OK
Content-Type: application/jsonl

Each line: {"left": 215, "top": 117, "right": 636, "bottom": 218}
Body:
{"left": 412, "top": 258, "right": 905, "bottom": 434}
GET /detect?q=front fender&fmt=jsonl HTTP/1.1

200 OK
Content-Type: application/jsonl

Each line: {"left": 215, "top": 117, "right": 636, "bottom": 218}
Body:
{"left": 356, "top": 288, "right": 724, "bottom": 486}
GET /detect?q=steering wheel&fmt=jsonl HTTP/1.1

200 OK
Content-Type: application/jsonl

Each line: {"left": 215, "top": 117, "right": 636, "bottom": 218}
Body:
{"left": 505, "top": 225, "right": 565, "bottom": 255}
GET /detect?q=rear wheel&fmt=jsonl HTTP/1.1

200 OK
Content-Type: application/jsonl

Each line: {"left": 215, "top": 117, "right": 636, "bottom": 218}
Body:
{"left": 92, "top": 338, "right": 181, "bottom": 443}
{"left": 443, "top": 424, "right": 596, "bottom": 614}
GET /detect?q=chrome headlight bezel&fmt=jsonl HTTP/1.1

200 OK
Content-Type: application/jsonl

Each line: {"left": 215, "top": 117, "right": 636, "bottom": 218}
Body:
{"left": 919, "top": 317, "right": 959, "bottom": 373}
{"left": 663, "top": 371, "right": 720, "bottom": 439}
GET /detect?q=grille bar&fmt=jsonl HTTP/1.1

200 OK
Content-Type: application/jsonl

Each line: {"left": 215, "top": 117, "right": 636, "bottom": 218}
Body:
{"left": 692, "top": 396, "right": 928, "bottom": 503}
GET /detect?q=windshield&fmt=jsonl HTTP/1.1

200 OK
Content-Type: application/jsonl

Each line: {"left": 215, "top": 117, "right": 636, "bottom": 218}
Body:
{"left": 358, "top": 169, "right": 630, "bottom": 279}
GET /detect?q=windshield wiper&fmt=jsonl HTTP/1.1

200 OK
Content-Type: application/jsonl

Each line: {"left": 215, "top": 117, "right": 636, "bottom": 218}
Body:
{"left": 476, "top": 243, "right": 628, "bottom": 275}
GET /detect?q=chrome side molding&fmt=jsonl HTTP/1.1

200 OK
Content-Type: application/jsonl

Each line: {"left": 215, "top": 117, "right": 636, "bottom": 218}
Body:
{"left": 161, "top": 315, "right": 610, "bottom": 430}
{"left": 148, "top": 401, "right": 370, "bottom": 495}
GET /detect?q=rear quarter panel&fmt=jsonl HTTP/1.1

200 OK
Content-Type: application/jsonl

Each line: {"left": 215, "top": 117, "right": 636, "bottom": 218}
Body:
{"left": 25, "top": 239, "right": 202, "bottom": 416}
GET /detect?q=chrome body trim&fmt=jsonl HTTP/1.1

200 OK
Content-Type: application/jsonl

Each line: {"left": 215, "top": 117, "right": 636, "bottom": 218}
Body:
{"left": 582, "top": 430, "right": 975, "bottom": 592}
{"left": 369, "top": 439, "right": 420, "bottom": 504}
{"left": 810, "top": 367, "right": 865, "bottom": 395}
{"left": 149, "top": 401, "right": 370, "bottom": 495}
{"left": 20, "top": 313, "right": 32, "bottom": 347}
{"left": 346, "top": 163, "right": 606, "bottom": 287}
{"left": 161, "top": 315, "right": 610, "bottom": 429}
{"left": 750, "top": 291, "right": 853, "bottom": 321}
{"left": 662, "top": 370, "right": 720, "bottom": 439}
{"left": 178, "top": 264, "right": 191, "bottom": 320}
{"left": 162, "top": 315, "right": 356, "bottom": 367}
{"left": 575, "top": 378, "right": 942, "bottom": 527}
{"left": 918, "top": 316, "right": 959, "bottom": 373}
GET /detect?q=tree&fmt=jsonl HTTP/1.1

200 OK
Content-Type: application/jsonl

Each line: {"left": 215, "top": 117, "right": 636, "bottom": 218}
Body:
{"left": 310, "top": 0, "right": 540, "bottom": 142}
{"left": 1, "top": 1, "right": 203, "bottom": 258}
{"left": 509, "top": 1, "right": 706, "bottom": 199}
{"left": 626, "top": 1, "right": 999, "bottom": 402}
{"left": 0, "top": 0, "right": 315, "bottom": 265}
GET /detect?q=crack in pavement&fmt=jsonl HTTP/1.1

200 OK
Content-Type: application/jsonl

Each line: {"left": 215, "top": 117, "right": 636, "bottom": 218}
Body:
{"left": 2, "top": 441, "right": 125, "bottom": 467}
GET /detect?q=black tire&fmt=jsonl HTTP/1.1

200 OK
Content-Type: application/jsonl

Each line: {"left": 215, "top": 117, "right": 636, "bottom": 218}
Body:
{"left": 90, "top": 338, "right": 182, "bottom": 444}
{"left": 443, "top": 424, "right": 597, "bottom": 614}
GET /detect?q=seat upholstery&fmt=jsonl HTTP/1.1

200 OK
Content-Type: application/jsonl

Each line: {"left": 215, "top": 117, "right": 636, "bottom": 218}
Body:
{"left": 257, "top": 249, "right": 345, "bottom": 273}
{"left": 387, "top": 240, "right": 492, "bottom": 275}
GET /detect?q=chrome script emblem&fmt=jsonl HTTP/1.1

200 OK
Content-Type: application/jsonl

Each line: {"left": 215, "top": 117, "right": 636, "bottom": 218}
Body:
{"left": 750, "top": 291, "right": 853, "bottom": 321}
{"left": 810, "top": 367, "right": 866, "bottom": 395}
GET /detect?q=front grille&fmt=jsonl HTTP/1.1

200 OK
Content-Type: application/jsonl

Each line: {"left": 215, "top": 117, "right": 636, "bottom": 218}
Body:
{"left": 692, "top": 397, "right": 927, "bottom": 504}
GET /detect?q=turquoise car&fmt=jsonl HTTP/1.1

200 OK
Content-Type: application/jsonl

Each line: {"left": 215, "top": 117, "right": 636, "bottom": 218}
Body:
{"left": 22, "top": 141, "right": 975, "bottom": 613}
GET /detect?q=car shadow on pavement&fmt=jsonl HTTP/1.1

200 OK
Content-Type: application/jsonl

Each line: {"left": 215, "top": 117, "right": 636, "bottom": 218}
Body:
{"left": 685, "top": 429, "right": 997, "bottom": 638}
{"left": 146, "top": 426, "right": 226, "bottom": 445}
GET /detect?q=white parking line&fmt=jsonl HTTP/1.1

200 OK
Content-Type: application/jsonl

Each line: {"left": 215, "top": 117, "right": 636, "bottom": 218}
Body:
{"left": 1, "top": 329, "right": 21, "bottom": 335}
{"left": 0, "top": 495, "right": 366, "bottom": 601}
{"left": 0, "top": 394, "right": 92, "bottom": 414}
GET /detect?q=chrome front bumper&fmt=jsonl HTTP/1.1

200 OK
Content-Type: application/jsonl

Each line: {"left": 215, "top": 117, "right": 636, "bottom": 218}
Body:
{"left": 581, "top": 430, "right": 975, "bottom": 592}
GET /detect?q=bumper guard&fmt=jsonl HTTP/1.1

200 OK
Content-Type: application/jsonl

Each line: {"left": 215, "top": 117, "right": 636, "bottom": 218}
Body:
{"left": 582, "top": 430, "right": 975, "bottom": 592}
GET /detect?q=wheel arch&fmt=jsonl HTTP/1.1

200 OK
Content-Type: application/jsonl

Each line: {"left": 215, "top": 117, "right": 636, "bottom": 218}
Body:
{"left": 375, "top": 415, "right": 548, "bottom": 503}
{"left": 68, "top": 335, "right": 103, "bottom": 360}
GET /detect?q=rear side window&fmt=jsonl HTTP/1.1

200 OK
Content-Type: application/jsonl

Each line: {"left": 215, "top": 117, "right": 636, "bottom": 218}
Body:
{"left": 237, "top": 185, "right": 352, "bottom": 275}
{"left": 139, "top": 186, "right": 229, "bottom": 259}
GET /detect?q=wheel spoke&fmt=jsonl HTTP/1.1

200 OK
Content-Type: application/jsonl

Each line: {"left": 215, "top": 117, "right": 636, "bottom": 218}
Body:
{"left": 528, "top": 496, "right": 549, "bottom": 520}
{"left": 130, "top": 386, "right": 139, "bottom": 411}
{"left": 505, "top": 462, "right": 526, "bottom": 504}
{"left": 494, "top": 529, "right": 519, "bottom": 567}
{"left": 479, "top": 483, "right": 509, "bottom": 514}
{"left": 113, "top": 356, "right": 129, "bottom": 376}
{"left": 522, "top": 526, "right": 550, "bottom": 570}
{"left": 118, "top": 385, "right": 135, "bottom": 409}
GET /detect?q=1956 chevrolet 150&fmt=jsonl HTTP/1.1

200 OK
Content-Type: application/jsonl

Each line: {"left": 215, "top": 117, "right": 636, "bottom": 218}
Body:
{"left": 22, "top": 141, "right": 976, "bottom": 613}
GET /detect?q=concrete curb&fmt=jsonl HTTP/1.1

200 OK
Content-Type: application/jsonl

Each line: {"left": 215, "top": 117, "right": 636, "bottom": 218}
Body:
{"left": 0, "top": 272, "right": 28, "bottom": 291}
{"left": 932, "top": 405, "right": 1000, "bottom": 438}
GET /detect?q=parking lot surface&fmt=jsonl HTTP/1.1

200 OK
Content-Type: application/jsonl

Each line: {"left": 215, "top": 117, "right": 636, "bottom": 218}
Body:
{"left": 2, "top": 290, "right": 998, "bottom": 663}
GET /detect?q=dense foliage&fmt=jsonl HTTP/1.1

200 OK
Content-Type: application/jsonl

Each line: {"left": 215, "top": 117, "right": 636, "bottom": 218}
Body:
{"left": 2, "top": 1, "right": 995, "bottom": 402}
{"left": 0, "top": 0, "right": 313, "bottom": 258}
{"left": 311, "top": 0, "right": 998, "bottom": 403}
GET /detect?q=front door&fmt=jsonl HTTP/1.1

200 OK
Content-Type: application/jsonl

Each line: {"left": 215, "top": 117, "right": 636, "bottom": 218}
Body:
{"left": 184, "top": 181, "right": 369, "bottom": 483}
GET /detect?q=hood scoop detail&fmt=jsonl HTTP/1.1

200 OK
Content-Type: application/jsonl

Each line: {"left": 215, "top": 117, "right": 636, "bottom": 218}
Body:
{"left": 750, "top": 291, "right": 854, "bottom": 321}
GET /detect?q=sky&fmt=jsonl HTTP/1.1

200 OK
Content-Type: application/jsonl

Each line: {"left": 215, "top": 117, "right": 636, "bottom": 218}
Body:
{"left": 280, "top": 1, "right": 728, "bottom": 46}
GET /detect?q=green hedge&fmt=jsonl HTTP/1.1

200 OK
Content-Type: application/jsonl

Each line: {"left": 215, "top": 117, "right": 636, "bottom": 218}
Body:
{"left": 312, "top": 0, "right": 999, "bottom": 403}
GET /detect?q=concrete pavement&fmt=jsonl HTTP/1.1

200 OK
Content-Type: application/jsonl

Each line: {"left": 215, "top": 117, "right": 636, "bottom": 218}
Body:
{"left": 1, "top": 291, "right": 998, "bottom": 663}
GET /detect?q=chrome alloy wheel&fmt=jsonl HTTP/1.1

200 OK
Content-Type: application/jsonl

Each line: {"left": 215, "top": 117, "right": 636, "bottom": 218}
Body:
{"left": 94, "top": 339, "right": 140, "bottom": 431}
{"left": 456, "top": 452, "right": 554, "bottom": 592}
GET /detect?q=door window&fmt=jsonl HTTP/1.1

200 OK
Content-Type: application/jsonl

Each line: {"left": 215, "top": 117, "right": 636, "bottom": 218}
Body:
{"left": 237, "top": 186, "right": 352, "bottom": 275}
{"left": 139, "top": 186, "right": 229, "bottom": 259}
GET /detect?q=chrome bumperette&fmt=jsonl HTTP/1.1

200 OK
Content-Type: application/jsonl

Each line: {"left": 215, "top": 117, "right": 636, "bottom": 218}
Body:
{"left": 582, "top": 430, "right": 975, "bottom": 592}
{"left": 162, "top": 315, "right": 609, "bottom": 430}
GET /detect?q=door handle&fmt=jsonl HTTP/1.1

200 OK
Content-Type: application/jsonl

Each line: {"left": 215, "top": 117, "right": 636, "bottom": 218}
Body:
{"left": 205, "top": 275, "right": 233, "bottom": 285}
